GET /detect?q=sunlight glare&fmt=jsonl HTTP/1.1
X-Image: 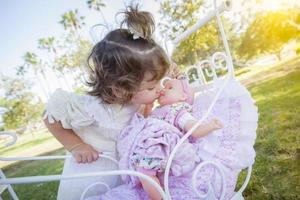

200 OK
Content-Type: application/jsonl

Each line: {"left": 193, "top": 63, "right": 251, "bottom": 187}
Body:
{"left": 260, "top": 0, "right": 281, "bottom": 11}
{"left": 258, "top": 0, "right": 300, "bottom": 11}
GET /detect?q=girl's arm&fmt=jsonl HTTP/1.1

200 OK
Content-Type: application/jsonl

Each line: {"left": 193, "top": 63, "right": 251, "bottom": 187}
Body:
{"left": 183, "top": 118, "right": 223, "bottom": 138}
{"left": 139, "top": 175, "right": 162, "bottom": 200}
{"left": 44, "top": 119, "right": 99, "bottom": 163}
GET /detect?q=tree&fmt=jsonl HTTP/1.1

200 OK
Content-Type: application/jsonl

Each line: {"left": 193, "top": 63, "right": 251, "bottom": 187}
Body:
{"left": 86, "top": 0, "right": 108, "bottom": 26}
{"left": 0, "top": 77, "right": 44, "bottom": 130}
{"left": 158, "top": 0, "right": 223, "bottom": 66}
{"left": 58, "top": 10, "right": 94, "bottom": 89}
{"left": 59, "top": 9, "right": 85, "bottom": 33}
{"left": 238, "top": 8, "right": 300, "bottom": 61}
{"left": 23, "top": 52, "right": 51, "bottom": 99}
{"left": 38, "top": 37, "right": 74, "bottom": 90}
{"left": 87, "top": 0, "right": 105, "bottom": 11}
{"left": 38, "top": 37, "right": 57, "bottom": 53}
{"left": 53, "top": 38, "right": 92, "bottom": 89}
{"left": 157, "top": 0, "right": 264, "bottom": 66}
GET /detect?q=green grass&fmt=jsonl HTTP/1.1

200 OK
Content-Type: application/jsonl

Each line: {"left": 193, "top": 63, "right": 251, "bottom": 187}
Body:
{"left": 236, "top": 57, "right": 300, "bottom": 199}
{"left": 2, "top": 149, "right": 65, "bottom": 200}
{"left": 1, "top": 57, "right": 299, "bottom": 199}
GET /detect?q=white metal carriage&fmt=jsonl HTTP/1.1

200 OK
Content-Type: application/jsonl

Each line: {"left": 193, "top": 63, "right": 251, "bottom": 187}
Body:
{"left": 0, "top": 1, "right": 257, "bottom": 199}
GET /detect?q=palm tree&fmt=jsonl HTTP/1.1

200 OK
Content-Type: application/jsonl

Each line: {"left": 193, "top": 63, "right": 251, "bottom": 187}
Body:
{"left": 23, "top": 52, "right": 51, "bottom": 99}
{"left": 15, "top": 65, "right": 28, "bottom": 76}
{"left": 86, "top": 0, "right": 108, "bottom": 27}
{"left": 59, "top": 9, "right": 85, "bottom": 35}
{"left": 38, "top": 37, "right": 73, "bottom": 90}
{"left": 38, "top": 37, "right": 57, "bottom": 54}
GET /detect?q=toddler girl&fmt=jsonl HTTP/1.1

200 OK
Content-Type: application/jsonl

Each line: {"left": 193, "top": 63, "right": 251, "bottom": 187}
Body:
{"left": 43, "top": 6, "right": 170, "bottom": 200}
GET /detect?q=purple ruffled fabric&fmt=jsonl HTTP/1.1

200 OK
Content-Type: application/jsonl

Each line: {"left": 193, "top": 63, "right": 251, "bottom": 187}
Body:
{"left": 118, "top": 114, "right": 200, "bottom": 187}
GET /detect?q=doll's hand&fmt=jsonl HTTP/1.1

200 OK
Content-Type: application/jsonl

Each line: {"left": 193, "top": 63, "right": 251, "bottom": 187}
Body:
{"left": 70, "top": 143, "right": 100, "bottom": 163}
{"left": 209, "top": 119, "right": 224, "bottom": 130}
{"left": 169, "top": 62, "right": 183, "bottom": 79}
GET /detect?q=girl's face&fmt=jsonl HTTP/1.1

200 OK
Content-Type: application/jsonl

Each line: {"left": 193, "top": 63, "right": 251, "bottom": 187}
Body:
{"left": 131, "top": 72, "right": 162, "bottom": 105}
{"left": 158, "top": 79, "right": 186, "bottom": 106}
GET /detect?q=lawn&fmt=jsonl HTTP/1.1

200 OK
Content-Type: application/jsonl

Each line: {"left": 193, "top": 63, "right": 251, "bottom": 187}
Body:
{"left": 0, "top": 129, "right": 62, "bottom": 168}
{"left": 237, "top": 57, "right": 300, "bottom": 200}
{"left": 1, "top": 56, "right": 300, "bottom": 199}
{"left": 1, "top": 149, "right": 64, "bottom": 200}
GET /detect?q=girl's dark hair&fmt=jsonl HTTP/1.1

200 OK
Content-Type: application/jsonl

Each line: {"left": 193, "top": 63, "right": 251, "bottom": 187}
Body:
{"left": 86, "top": 5, "right": 170, "bottom": 104}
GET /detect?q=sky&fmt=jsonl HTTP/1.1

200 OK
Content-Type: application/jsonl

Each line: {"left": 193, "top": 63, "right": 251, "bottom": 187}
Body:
{"left": 0, "top": 0, "right": 160, "bottom": 77}
{"left": 0, "top": 0, "right": 158, "bottom": 124}
{"left": 1, "top": 0, "right": 297, "bottom": 77}
{"left": 0, "top": 0, "right": 298, "bottom": 124}
{"left": 0, "top": 0, "right": 298, "bottom": 100}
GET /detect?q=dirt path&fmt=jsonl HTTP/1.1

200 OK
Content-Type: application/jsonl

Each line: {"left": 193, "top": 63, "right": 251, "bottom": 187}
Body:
{"left": 238, "top": 57, "right": 300, "bottom": 87}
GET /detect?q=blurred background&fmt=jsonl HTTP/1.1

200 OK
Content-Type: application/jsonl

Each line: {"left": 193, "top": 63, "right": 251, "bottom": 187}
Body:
{"left": 0, "top": 0, "right": 299, "bottom": 199}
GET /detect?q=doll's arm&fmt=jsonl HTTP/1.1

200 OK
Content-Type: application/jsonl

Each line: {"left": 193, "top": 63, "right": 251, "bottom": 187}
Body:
{"left": 183, "top": 116, "right": 223, "bottom": 138}
{"left": 137, "top": 103, "right": 154, "bottom": 118}
{"left": 139, "top": 175, "right": 162, "bottom": 200}
{"left": 143, "top": 103, "right": 154, "bottom": 118}
{"left": 169, "top": 62, "right": 183, "bottom": 79}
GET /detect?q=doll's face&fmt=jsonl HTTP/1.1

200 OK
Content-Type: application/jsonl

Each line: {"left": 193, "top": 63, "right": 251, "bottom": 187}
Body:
{"left": 158, "top": 79, "right": 187, "bottom": 106}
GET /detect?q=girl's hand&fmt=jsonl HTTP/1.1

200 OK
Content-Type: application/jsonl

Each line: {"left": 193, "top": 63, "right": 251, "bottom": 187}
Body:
{"left": 69, "top": 143, "right": 100, "bottom": 163}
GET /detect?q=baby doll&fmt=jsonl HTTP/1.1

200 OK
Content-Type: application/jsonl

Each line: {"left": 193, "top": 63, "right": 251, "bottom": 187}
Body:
{"left": 156, "top": 77, "right": 223, "bottom": 138}
{"left": 121, "top": 77, "right": 223, "bottom": 200}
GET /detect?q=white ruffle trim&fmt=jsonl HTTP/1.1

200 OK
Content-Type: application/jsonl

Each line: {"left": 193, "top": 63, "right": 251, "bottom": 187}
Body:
{"left": 44, "top": 89, "right": 139, "bottom": 141}
{"left": 43, "top": 89, "right": 95, "bottom": 129}
{"left": 193, "top": 77, "right": 258, "bottom": 170}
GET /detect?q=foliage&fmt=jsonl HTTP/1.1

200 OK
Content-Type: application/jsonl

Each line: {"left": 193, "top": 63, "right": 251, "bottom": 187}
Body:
{"left": 0, "top": 77, "right": 44, "bottom": 130}
{"left": 87, "top": 0, "right": 109, "bottom": 29}
{"left": 86, "top": 0, "right": 106, "bottom": 11}
{"left": 16, "top": 52, "right": 39, "bottom": 76}
{"left": 158, "top": 0, "right": 222, "bottom": 65}
{"left": 55, "top": 39, "right": 93, "bottom": 71}
{"left": 59, "top": 9, "right": 85, "bottom": 32}
{"left": 38, "top": 37, "right": 57, "bottom": 53}
{"left": 55, "top": 8, "right": 93, "bottom": 83}
{"left": 157, "top": 0, "right": 258, "bottom": 66}
{"left": 238, "top": 8, "right": 300, "bottom": 60}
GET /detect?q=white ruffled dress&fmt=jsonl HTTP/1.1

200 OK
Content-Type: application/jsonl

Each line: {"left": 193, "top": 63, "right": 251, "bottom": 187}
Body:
{"left": 43, "top": 89, "right": 140, "bottom": 200}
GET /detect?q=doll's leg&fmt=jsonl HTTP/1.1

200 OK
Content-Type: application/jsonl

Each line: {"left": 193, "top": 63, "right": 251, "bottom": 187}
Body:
{"left": 137, "top": 169, "right": 162, "bottom": 200}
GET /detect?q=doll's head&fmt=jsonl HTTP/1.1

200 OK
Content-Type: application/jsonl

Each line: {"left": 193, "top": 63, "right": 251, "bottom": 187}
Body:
{"left": 158, "top": 77, "right": 194, "bottom": 106}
